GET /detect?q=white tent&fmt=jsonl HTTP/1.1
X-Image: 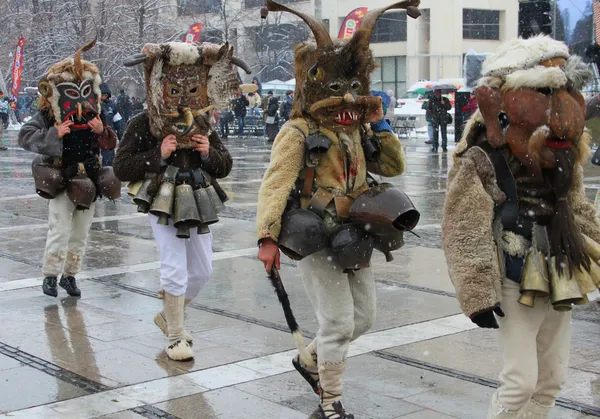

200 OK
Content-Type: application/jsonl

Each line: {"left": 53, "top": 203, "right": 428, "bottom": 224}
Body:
{"left": 261, "top": 79, "right": 295, "bottom": 95}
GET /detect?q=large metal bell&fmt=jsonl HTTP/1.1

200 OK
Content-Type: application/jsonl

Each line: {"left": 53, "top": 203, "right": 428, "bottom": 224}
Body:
{"left": 205, "top": 185, "right": 226, "bottom": 213}
{"left": 97, "top": 167, "right": 122, "bottom": 200}
{"left": 67, "top": 175, "right": 96, "bottom": 210}
{"left": 549, "top": 257, "right": 584, "bottom": 311}
{"left": 133, "top": 173, "right": 157, "bottom": 213}
{"left": 194, "top": 187, "right": 219, "bottom": 225}
{"left": 149, "top": 167, "right": 178, "bottom": 225}
{"left": 517, "top": 249, "right": 550, "bottom": 308}
{"left": 32, "top": 155, "right": 65, "bottom": 199}
{"left": 174, "top": 184, "right": 202, "bottom": 239}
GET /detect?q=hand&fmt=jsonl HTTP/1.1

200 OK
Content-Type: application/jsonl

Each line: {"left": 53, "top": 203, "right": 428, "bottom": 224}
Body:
{"left": 192, "top": 134, "right": 210, "bottom": 157}
{"left": 470, "top": 306, "right": 505, "bottom": 329}
{"left": 55, "top": 120, "right": 74, "bottom": 138}
{"left": 257, "top": 238, "right": 280, "bottom": 274}
{"left": 88, "top": 116, "right": 104, "bottom": 134}
{"left": 160, "top": 135, "right": 177, "bottom": 160}
{"left": 369, "top": 104, "right": 384, "bottom": 123}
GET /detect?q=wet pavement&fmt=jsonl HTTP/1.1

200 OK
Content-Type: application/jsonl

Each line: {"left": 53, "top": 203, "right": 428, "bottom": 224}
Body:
{"left": 0, "top": 128, "right": 599, "bottom": 419}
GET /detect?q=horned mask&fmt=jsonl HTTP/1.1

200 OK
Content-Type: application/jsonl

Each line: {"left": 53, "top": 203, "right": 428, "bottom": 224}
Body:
{"left": 38, "top": 39, "right": 102, "bottom": 130}
{"left": 123, "top": 42, "right": 251, "bottom": 148}
{"left": 261, "top": 0, "right": 421, "bottom": 133}
{"left": 465, "top": 36, "right": 593, "bottom": 276}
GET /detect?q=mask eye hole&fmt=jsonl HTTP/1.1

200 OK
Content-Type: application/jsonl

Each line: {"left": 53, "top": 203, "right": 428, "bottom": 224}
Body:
{"left": 351, "top": 81, "right": 362, "bottom": 91}
{"left": 170, "top": 87, "right": 181, "bottom": 96}
{"left": 498, "top": 111, "right": 510, "bottom": 130}
{"left": 65, "top": 89, "right": 80, "bottom": 99}
{"left": 190, "top": 87, "right": 198, "bottom": 94}
{"left": 536, "top": 87, "right": 553, "bottom": 96}
{"left": 309, "top": 66, "right": 324, "bottom": 82}
{"left": 81, "top": 85, "right": 92, "bottom": 98}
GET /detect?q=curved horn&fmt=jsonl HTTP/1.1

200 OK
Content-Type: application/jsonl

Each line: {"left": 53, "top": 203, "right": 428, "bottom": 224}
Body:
{"left": 123, "top": 53, "right": 149, "bottom": 67}
{"left": 231, "top": 56, "right": 252, "bottom": 75}
{"left": 356, "top": 0, "right": 421, "bottom": 44}
{"left": 263, "top": 0, "right": 332, "bottom": 49}
{"left": 74, "top": 38, "right": 97, "bottom": 81}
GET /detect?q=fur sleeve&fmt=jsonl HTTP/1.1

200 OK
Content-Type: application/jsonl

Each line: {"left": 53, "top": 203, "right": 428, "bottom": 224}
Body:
{"left": 18, "top": 112, "right": 62, "bottom": 157}
{"left": 256, "top": 123, "right": 306, "bottom": 243}
{"left": 201, "top": 131, "right": 232, "bottom": 179}
{"left": 442, "top": 151, "right": 502, "bottom": 318}
{"left": 569, "top": 164, "right": 600, "bottom": 244}
{"left": 367, "top": 131, "right": 405, "bottom": 177}
{"left": 113, "top": 114, "right": 161, "bottom": 182}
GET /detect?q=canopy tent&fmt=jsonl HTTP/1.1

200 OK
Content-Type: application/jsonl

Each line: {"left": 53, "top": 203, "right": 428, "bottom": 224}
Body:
{"left": 261, "top": 79, "right": 296, "bottom": 95}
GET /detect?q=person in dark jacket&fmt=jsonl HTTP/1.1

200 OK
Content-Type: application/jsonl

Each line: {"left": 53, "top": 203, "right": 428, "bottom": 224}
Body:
{"left": 264, "top": 92, "right": 280, "bottom": 142}
{"left": 232, "top": 90, "right": 249, "bottom": 136}
{"left": 426, "top": 89, "right": 452, "bottom": 152}
{"left": 117, "top": 90, "right": 132, "bottom": 123}
{"left": 100, "top": 83, "right": 119, "bottom": 166}
{"left": 280, "top": 90, "right": 293, "bottom": 122}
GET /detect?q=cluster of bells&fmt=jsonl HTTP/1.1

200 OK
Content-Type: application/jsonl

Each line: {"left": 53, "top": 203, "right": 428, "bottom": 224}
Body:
{"left": 127, "top": 165, "right": 225, "bottom": 239}
{"left": 519, "top": 235, "right": 600, "bottom": 311}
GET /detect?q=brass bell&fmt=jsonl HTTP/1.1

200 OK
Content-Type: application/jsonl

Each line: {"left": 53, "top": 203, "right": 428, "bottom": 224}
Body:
{"left": 574, "top": 266, "right": 597, "bottom": 295}
{"left": 194, "top": 187, "right": 219, "bottom": 225}
{"left": 549, "top": 257, "right": 584, "bottom": 311}
{"left": 588, "top": 259, "right": 600, "bottom": 288}
{"left": 197, "top": 224, "right": 211, "bottom": 235}
{"left": 134, "top": 173, "right": 157, "bottom": 213}
{"left": 583, "top": 235, "right": 600, "bottom": 262}
{"left": 518, "top": 250, "right": 550, "bottom": 308}
{"left": 149, "top": 167, "right": 178, "bottom": 225}
{"left": 205, "top": 185, "right": 226, "bottom": 213}
{"left": 174, "top": 184, "right": 202, "bottom": 239}
{"left": 127, "top": 181, "right": 143, "bottom": 198}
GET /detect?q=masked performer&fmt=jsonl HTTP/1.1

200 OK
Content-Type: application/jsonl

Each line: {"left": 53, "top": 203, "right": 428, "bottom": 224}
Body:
{"left": 114, "top": 42, "right": 250, "bottom": 362}
{"left": 256, "top": 2, "right": 421, "bottom": 418}
{"left": 18, "top": 40, "right": 119, "bottom": 298}
{"left": 442, "top": 35, "right": 600, "bottom": 418}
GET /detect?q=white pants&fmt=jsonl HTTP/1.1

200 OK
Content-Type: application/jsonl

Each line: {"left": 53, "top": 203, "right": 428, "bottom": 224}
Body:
{"left": 149, "top": 214, "right": 213, "bottom": 300}
{"left": 298, "top": 249, "right": 376, "bottom": 364}
{"left": 494, "top": 279, "right": 572, "bottom": 412}
{"left": 42, "top": 192, "right": 95, "bottom": 277}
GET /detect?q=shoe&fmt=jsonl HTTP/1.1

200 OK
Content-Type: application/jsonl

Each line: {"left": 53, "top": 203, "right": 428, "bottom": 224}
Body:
{"left": 292, "top": 354, "right": 321, "bottom": 395}
{"left": 59, "top": 275, "right": 81, "bottom": 297}
{"left": 154, "top": 310, "right": 193, "bottom": 345}
{"left": 166, "top": 339, "right": 194, "bottom": 362}
{"left": 424, "top": 140, "right": 432, "bottom": 145}
{"left": 0, "top": 146, "right": 7, "bottom": 151}
{"left": 442, "top": 147, "right": 448, "bottom": 152}
{"left": 315, "top": 401, "right": 354, "bottom": 419}
{"left": 42, "top": 276, "right": 58, "bottom": 297}
{"left": 163, "top": 293, "right": 194, "bottom": 361}
{"left": 431, "top": 147, "right": 438, "bottom": 152}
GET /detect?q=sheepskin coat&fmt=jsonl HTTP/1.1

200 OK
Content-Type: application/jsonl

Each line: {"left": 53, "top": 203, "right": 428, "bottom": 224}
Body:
{"left": 113, "top": 111, "right": 232, "bottom": 184}
{"left": 256, "top": 116, "right": 405, "bottom": 243}
{"left": 442, "top": 138, "right": 600, "bottom": 318}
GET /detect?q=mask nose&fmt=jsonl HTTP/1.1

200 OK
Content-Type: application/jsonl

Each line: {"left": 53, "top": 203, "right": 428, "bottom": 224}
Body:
{"left": 77, "top": 103, "right": 83, "bottom": 121}
{"left": 343, "top": 93, "right": 355, "bottom": 104}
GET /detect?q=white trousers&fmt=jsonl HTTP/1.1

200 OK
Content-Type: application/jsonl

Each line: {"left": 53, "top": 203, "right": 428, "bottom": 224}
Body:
{"left": 149, "top": 214, "right": 213, "bottom": 300}
{"left": 493, "top": 279, "right": 572, "bottom": 412}
{"left": 298, "top": 249, "right": 376, "bottom": 364}
{"left": 42, "top": 192, "right": 95, "bottom": 277}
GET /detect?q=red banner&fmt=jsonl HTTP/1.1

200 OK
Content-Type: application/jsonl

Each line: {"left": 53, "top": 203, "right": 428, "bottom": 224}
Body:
{"left": 11, "top": 38, "right": 25, "bottom": 98}
{"left": 338, "top": 8, "right": 368, "bottom": 39}
{"left": 183, "top": 23, "right": 203, "bottom": 43}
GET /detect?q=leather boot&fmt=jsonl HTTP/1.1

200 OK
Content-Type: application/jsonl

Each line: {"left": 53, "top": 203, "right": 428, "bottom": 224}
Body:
{"left": 59, "top": 275, "right": 81, "bottom": 297}
{"left": 317, "top": 362, "right": 353, "bottom": 419}
{"left": 42, "top": 276, "right": 58, "bottom": 297}
{"left": 487, "top": 393, "right": 521, "bottom": 418}
{"left": 154, "top": 299, "right": 193, "bottom": 344}
{"left": 517, "top": 399, "right": 552, "bottom": 419}
{"left": 163, "top": 293, "right": 194, "bottom": 361}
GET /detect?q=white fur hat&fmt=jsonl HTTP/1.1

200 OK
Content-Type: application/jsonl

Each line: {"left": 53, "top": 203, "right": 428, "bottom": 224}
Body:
{"left": 478, "top": 35, "right": 590, "bottom": 91}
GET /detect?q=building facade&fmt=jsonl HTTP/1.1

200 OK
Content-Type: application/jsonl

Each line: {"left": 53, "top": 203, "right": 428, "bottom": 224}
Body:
{"left": 166, "top": 0, "right": 519, "bottom": 97}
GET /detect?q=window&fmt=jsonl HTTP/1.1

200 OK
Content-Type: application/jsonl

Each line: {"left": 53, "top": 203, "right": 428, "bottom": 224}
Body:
{"left": 371, "top": 12, "right": 407, "bottom": 43}
{"left": 202, "top": 29, "right": 223, "bottom": 44}
{"left": 178, "top": 0, "right": 221, "bottom": 16}
{"left": 371, "top": 56, "right": 406, "bottom": 98}
{"left": 463, "top": 9, "right": 500, "bottom": 40}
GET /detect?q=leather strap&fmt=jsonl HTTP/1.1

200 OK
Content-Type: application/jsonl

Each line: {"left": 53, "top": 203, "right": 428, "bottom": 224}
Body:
{"left": 302, "top": 167, "right": 315, "bottom": 197}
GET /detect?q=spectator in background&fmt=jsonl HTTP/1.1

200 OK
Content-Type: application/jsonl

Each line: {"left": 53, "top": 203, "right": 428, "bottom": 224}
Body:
{"left": 232, "top": 89, "right": 249, "bottom": 136}
{"left": 100, "top": 83, "right": 119, "bottom": 166}
{"left": 0, "top": 92, "right": 9, "bottom": 130}
{"left": 264, "top": 91, "right": 280, "bottom": 143}
{"left": 280, "top": 90, "right": 293, "bottom": 122}
{"left": 422, "top": 98, "right": 434, "bottom": 145}
{"left": 426, "top": 89, "right": 452, "bottom": 152}
{"left": 385, "top": 89, "right": 396, "bottom": 124}
{"left": 252, "top": 77, "right": 263, "bottom": 96}
{"left": 248, "top": 92, "right": 262, "bottom": 118}
{"left": 132, "top": 97, "right": 144, "bottom": 115}
{"left": 117, "top": 89, "right": 132, "bottom": 123}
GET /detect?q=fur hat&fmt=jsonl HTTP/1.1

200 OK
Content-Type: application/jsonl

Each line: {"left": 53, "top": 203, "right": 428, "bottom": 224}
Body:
{"left": 478, "top": 35, "right": 591, "bottom": 91}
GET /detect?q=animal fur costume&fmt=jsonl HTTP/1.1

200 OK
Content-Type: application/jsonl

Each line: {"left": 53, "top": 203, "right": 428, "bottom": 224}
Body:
{"left": 256, "top": 1, "right": 421, "bottom": 418}
{"left": 114, "top": 41, "right": 249, "bottom": 362}
{"left": 18, "top": 39, "right": 118, "bottom": 298}
{"left": 442, "top": 35, "right": 600, "bottom": 418}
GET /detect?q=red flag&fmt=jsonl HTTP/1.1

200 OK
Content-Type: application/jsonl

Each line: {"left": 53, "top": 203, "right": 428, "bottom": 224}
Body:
{"left": 11, "top": 38, "right": 25, "bottom": 98}
{"left": 338, "top": 8, "right": 368, "bottom": 39}
{"left": 183, "top": 23, "right": 203, "bottom": 43}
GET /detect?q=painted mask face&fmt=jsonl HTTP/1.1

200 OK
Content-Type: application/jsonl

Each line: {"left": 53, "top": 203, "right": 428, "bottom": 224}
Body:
{"left": 56, "top": 80, "right": 99, "bottom": 130}
{"left": 159, "top": 64, "right": 212, "bottom": 141}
